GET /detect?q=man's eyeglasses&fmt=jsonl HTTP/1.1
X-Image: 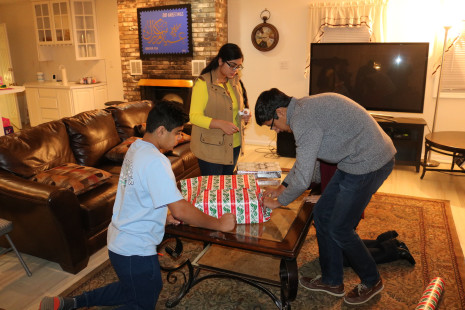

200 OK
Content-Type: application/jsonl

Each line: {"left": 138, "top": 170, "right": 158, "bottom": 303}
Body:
{"left": 225, "top": 61, "right": 244, "bottom": 71}
{"left": 270, "top": 111, "right": 278, "bottom": 131}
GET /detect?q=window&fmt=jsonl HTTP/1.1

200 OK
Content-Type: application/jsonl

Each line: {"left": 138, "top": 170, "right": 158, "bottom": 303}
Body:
{"left": 441, "top": 22, "right": 465, "bottom": 92}
{"left": 320, "top": 25, "right": 371, "bottom": 43}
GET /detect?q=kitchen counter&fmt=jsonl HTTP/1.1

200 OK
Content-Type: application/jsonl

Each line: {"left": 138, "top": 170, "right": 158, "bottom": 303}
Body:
{"left": 24, "top": 81, "right": 108, "bottom": 126}
{"left": 24, "top": 81, "right": 106, "bottom": 89}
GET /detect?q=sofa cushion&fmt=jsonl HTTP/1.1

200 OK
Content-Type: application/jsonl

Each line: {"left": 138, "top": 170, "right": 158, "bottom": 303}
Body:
{"left": 134, "top": 122, "right": 192, "bottom": 145}
{"left": 108, "top": 100, "right": 153, "bottom": 140}
{"left": 104, "top": 136, "right": 172, "bottom": 163}
{"left": 0, "top": 120, "right": 76, "bottom": 178}
{"left": 29, "top": 163, "right": 112, "bottom": 195}
{"left": 64, "top": 110, "right": 121, "bottom": 167}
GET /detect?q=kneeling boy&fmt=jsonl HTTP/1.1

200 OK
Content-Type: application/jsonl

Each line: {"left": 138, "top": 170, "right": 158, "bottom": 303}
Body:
{"left": 40, "top": 100, "right": 236, "bottom": 310}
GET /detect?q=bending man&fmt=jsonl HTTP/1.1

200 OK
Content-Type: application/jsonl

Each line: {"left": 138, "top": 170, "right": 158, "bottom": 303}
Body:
{"left": 255, "top": 89, "right": 396, "bottom": 305}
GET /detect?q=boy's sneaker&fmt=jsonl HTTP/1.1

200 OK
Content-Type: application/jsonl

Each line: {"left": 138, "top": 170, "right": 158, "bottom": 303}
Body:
{"left": 299, "top": 275, "right": 345, "bottom": 297}
{"left": 344, "top": 278, "right": 384, "bottom": 305}
{"left": 39, "top": 296, "right": 75, "bottom": 310}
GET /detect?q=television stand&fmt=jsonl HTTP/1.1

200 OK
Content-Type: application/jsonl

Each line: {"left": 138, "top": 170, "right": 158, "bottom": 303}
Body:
{"left": 276, "top": 117, "right": 426, "bottom": 172}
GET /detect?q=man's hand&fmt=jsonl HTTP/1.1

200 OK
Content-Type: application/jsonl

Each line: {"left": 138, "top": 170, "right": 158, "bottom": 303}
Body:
{"left": 303, "top": 195, "right": 321, "bottom": 204}
{"left": 262, "top": 197, "right": 282, "bottom": 210}
{"left": 263, "top": 185, "right": 286, "bottom": 199}
{"left": 218, "top": 213, "right": 236, "bottom": 232}
{"left": 166, "top": 213, "right": 181, "bottom": 226}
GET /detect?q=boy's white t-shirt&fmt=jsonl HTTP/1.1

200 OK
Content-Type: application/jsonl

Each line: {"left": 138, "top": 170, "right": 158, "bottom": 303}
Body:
{"left": 107, "top": 139, "right": 184, "bottom": 256}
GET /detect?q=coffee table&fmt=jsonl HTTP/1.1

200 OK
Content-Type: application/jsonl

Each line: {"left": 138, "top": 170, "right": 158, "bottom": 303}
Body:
{"left": 159, "top": 192, "right": 313, "bottom": 310}
{"left": 421, "top": 131, "right": 465, "bottom": 179}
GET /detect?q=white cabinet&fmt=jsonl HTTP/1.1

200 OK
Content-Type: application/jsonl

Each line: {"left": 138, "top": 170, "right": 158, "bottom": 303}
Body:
{"left": 70, "top": 0, "right": 99, "bottom": 60}
{"left": 32, "top": 0, "right": 73, "bottom": 45}
{"left": 24, "top": 81, "right": 107, "bottom": 126}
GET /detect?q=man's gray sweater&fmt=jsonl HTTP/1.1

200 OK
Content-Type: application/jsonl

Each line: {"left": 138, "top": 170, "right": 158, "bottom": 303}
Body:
{"left": 278, "top": 93, "right": 396, "bottom": 206}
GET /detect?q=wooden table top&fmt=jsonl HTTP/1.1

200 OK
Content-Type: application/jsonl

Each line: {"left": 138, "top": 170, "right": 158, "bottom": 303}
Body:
{"left": 425, "top": 131, "right": 465, "bottom": 153}
{"left": 164, "top": 192, "right": 314, "bottom": 259}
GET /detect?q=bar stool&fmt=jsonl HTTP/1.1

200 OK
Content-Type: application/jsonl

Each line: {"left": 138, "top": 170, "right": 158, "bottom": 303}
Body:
{"left": 0, "top": 218, "right": 32, "bottom": 276}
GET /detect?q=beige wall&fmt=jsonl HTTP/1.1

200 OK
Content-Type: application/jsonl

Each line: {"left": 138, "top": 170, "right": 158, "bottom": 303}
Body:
{"left": 229, "top": 0, "right": 465, "bottom": 147}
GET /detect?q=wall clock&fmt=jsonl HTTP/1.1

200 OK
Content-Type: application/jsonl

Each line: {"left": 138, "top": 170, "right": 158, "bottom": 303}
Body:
{"left": 251, "top": 9, "right": 279, "bottom": 52}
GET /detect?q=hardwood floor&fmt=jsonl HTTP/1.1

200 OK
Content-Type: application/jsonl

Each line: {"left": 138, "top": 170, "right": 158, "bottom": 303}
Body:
{"left": 1, "top": 144, "right": 464, "bottom": 310}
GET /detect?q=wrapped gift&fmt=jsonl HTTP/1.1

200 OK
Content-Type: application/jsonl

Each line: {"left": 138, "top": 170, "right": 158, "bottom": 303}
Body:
{"left": 180, "top": 175, "right": 271, "bottom": 224}
{"left": 180, "top": 174, "right": 259, "bottom": 202}
{"left": 236, "top": 162, "right": 282, "bottom": 179}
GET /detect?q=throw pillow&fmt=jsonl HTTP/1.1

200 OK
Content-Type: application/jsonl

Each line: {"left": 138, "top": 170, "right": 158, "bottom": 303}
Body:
{"left": 105, "top": 136, "right": 142, "bottom": 163}
{"left": 29, "top": 163, "right": 112, "bottom": 195}
{"left": 134, "top": 123, "right": 191, "bottom": 145}
{"left": 63, "top": 109, "right": 121, "bottom": 167}
{"left": 104, "top": 136, "right": 172, "bottom": 163}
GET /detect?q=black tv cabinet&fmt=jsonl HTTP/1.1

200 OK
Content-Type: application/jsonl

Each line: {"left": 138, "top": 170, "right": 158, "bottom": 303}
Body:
{"left": 276, "top": 117, "right": 426, "bottom": 172}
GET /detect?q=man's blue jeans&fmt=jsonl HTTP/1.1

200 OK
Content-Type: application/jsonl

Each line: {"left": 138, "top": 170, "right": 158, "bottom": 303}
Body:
{"left": 313, "top": 158, "right": 394, "bottom": 287}
{"left": 75, "top": 250, "right": 162, "bottom": 309}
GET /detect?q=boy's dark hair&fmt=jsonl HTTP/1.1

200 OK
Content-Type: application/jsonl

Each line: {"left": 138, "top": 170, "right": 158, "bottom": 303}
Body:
{"left": 201, "top": 43, "right": 244, "bottom": 75}
{"left": 146, "top": 100, "right": 189, "bottom": 133}
{"left": 255, "top": 88, "right": 292, "bottom": 126}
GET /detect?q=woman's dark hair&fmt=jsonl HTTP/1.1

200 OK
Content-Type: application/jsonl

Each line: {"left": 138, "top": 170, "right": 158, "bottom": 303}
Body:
{"left": 240, "top": 80, "right": 248, "bottom": 109}
{"left": 255, "top": 88, "right": 292, "bottom": 126}
{"left": 201, "top": 43, "right": 244, "bottom": 75}
{"left": 146, "top": 100, "right": 189, "bottom": 133}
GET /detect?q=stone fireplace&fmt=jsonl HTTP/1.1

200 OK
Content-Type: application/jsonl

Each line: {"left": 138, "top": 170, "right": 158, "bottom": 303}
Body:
{"left": 138, "top": 79, "right": 193, "bottom": 113}
{"left": 117, "top": 0, "right": 228, "bottom": 102}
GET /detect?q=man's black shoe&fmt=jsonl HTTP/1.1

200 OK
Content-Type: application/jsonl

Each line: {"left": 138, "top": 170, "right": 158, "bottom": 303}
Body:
{"left": 376, "top": 230, "right": 398, "bottom": 243}
{"left": 397, "top": 242, "right": 416, "bottom": 265}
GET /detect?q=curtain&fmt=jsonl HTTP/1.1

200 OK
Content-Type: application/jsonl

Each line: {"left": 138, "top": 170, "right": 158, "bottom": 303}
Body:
{"left": 305, "top": 0, "right": 389, "bottom": 76}
{"left": 308, "top": 0, "right": 389, "bottom": 43}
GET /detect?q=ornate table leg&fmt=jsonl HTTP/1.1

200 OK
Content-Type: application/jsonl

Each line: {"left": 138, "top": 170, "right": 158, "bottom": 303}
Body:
{"left": 279, "top": 258, "right": 299, "bottom": 310}
{"left": 158, "top": 236, "right": 196, "bottom": 308}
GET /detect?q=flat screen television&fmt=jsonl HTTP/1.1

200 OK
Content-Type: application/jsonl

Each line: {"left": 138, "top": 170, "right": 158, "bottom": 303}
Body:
{"left": 309, "top": 43, "right": 429, "bottom": 113}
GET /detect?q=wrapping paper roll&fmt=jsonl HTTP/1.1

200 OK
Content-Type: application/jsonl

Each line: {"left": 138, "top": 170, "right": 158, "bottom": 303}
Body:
{"left": 415, "top": 277, "right": 445, "bottom": 310}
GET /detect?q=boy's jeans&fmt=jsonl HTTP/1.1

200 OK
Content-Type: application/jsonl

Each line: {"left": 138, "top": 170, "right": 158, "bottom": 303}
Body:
{"left": 313, "top": 158, "right": 394, "bottom": 287}
{"left": 75, "top": 250, "right": 162, "bottom": 309}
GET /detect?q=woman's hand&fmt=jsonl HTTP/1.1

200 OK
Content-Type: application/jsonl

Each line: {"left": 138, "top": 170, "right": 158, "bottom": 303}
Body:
{"left": 213, "top": 119, "right": 239, "bottom": 135}
{"left": 241, "top": 113, "right": 251, "bottom": 125}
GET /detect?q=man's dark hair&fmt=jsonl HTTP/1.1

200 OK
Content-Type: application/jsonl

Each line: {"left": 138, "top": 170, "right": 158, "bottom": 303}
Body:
{"left": 255, "top": 88, "right": 292, "bottom": 126}
{"left": 146, "top": 100, "right": 189, "bottom": 133}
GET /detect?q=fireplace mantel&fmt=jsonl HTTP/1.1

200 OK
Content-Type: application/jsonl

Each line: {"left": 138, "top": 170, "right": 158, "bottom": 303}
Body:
{"left": 138, "top": 79, "right": 193, "bottom": 88}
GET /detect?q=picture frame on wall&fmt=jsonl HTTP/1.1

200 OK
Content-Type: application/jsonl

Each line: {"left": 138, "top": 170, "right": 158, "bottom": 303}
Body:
{"left": 137, "top": 4, "right": 193, "bottom": 58}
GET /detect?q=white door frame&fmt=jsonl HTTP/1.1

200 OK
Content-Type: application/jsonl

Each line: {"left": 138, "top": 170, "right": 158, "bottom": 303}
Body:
{"left": 0, "top": 23, "right": 21, "bottom": 136}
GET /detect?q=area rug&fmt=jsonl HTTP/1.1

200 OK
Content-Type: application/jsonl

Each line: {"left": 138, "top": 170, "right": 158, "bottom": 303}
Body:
{"left": 61, "top": 193, "right": 465, "bottom": 309}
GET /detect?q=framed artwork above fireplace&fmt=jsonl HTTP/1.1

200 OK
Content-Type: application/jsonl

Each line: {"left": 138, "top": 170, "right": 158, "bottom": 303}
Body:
{"left": 137, "top": 4, "right": 193, "bottom": 58}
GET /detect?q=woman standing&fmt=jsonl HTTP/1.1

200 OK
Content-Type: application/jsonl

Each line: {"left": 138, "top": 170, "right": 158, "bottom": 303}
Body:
{"left": 190, "top": 43, "right": 250, "bottom": 175}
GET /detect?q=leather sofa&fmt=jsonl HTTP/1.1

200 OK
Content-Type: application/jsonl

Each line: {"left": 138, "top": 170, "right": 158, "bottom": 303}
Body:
{"left": 0, "top": 100, "right": 200, "bottom": 274}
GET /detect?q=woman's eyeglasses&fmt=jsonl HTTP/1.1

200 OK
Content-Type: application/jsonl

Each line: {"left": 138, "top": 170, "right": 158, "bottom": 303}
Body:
{"left": 225, "top": 61, "right": 244, "bottom": 71}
